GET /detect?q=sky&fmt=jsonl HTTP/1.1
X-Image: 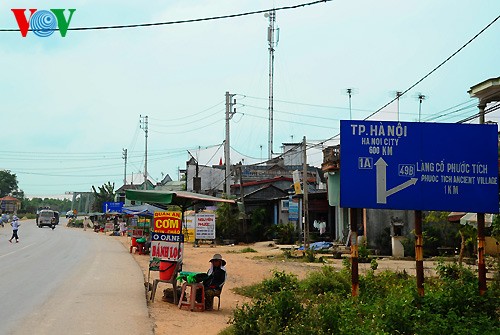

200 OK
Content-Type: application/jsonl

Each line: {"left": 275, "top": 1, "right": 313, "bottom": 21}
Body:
{"left": 0, "top": 0, "right": 499, "bottom": 198}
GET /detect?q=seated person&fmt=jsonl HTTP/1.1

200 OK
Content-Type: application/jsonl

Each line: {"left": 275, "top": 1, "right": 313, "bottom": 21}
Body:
{"left": 143, "top": 235, "right": 152, "bottom": 254}
{"left": 202, "top": 253, "right": 226, "bottom": 310}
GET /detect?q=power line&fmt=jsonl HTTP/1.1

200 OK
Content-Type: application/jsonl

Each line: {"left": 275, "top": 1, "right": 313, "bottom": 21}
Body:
{"left": 239, "top": 95, "right": 470, "bottom": 118}
{"left": 362, "top": 13, "right": 500, "bottom": 121}
{"left": 152, "top": 108, "right": 225, "bottom": 128}
{"left": 457, "top": 103, "right": 500, "bottom": 124}
{"left": 240, "top": 103, "right": 343, "bottom": 121}
{"left": 423, "top": 103, "right": 477, "bottom": 122}
{"left": 0, "top": 0, "right": 334, "bottom": 32}
{"left": 238, "top": 94, "right": 373, "bottom": 112}
{"left": 421, "top": 100, "right": 475, "bottom": 121}
{"left": 149, "top": 101, "right": 224, "bottom": 123}
{"left": 309, "top": 13, "right": 500, "bottom": 149}
{"left": 238, "top": 109, "right": 340, "bottom": 130}
{"left": 230, "top": 146, "right": 261, "bottom": 161}
{"left": 149, "top": 118, "right": 225, "bottom": 135}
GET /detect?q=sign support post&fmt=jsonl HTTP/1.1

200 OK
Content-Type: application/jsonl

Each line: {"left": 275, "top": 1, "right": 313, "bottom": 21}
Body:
{"left": 477, "top": 213, "right": 487, "bottom": 295}
{"left": 477, "top": 105, "right": 487, "bottom": 296}
{"left": 350, "top": 208, "right": 359, "bottom": 297}
{"left": 414, "top": 210, "right": 424, "bottom": 297}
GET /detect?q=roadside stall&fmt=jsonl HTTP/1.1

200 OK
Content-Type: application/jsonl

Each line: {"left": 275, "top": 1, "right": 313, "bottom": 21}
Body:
{"left": 124, "top": 190, "right": 235, "bottom": 307}
{"left": 122, "top": 204, "right": 165, "bottom": 254}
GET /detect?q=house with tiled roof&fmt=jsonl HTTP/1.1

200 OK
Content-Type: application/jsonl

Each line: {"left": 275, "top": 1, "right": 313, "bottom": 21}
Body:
{"left": 0, "top": 196, "right": 21, "bottom": 213}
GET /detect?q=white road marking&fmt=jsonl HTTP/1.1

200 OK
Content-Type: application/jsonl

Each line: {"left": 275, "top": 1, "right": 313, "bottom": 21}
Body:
{"left": 0, "top": 242, "right": 36, "bottom": 259}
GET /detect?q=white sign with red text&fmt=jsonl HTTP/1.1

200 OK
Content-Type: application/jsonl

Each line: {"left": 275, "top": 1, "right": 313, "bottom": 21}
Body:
{"left": 150, "top": 233, "right": 184, "bottom": 262}
{"left": 195, "top": 214, "right": 216, "bottom": 239}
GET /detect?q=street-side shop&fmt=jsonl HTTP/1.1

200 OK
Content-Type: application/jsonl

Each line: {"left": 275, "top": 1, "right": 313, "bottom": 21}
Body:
{"left": 125, "top": 190, "right": 235, "bottom": 311}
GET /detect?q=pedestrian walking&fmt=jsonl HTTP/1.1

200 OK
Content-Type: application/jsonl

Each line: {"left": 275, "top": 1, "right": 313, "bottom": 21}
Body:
{"left": 83, "top": 216, "right": 91, "bottom": 231}
{"left": 119, "top": 219, "right": 127, "bottom": 236}
{"left": 9, "top": 215, "right": 20, "bottom": 243}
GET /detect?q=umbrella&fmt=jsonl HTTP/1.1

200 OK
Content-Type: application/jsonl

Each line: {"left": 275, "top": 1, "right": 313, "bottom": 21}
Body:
{"left": 459, "top": 213, "right": 494, "bottom": 228}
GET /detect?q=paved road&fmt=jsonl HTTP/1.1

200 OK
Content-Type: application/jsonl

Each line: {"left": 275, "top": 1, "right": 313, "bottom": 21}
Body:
{"left": 0, "top": 218, "right": 153, "bottom": 335}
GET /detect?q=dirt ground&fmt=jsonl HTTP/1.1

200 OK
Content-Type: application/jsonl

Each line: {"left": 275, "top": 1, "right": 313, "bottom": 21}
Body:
{"left": 117, "top": 237, "right": 440, "bottom": 335}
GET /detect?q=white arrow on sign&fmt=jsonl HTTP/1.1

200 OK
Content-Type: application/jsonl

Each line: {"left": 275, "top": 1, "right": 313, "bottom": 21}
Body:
{"left": 376, "top": 157, "right": 417, "bottom": 204}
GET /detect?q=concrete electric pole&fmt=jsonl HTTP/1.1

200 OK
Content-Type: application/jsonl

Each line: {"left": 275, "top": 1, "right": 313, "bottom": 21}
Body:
{"left": 122, "top": 148, "right": 128, "bottom": 185}
{"left": 417, "top": 93, "right": 426, "bottom": 122}
{"left": 140, "top": 115, "right": 148, "bottom": 190}
{"left": 225, "top": 92, "right": 236, "bottom": 195}
{"left": 302, "top": 136, "right": 309, "bottom": 249}
{"left": 265, "top": 10, "right": 279, "bottom": 159}
{"left": 395, "top": 91, "right": 403, "bottom": 121}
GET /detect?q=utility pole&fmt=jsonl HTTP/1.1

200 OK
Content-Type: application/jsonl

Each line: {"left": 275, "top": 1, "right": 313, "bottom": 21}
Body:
{"left": 343, "top": 88, "right": 358, "bottom": 120}
{"left": 225, "top": 92, "right": 236, "bottom": 195}
{"left": 187, "top": 150, "right": 201, "bottom": 193}
{"left": 238, "top": 164, "right": 247, "bottom": 240}
{"left": 347, "top": 88, "right": 353, "bottom": 120}
{"left": 266, "top": 9, "right": 279, "bottom": 159}
{"left": 302, "top": 136, "right": 309, "bottom": 249}
{"left": 122, "top": 148, "right": 128, "bottom": 185}
{"left": 417, "top": 93, "right": 426, "bottom": 122}
{"left": 395, "top": 91, "right": 403, "bottom": 121}
{"left": 140, "top": 115, "right": 148, "bottom": 190}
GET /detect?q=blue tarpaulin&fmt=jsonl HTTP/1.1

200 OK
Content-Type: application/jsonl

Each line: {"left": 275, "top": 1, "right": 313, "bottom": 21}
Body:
{"left": 298, "top": 241, "right": 333, "bottom": 251}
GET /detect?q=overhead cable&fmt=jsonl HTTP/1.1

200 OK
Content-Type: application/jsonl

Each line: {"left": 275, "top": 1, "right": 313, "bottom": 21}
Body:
{"left": 361, "top": 14, "right": 500, "bottom": 121}
{"left": 0, "top": 0, "right": 333, "bottom": 32}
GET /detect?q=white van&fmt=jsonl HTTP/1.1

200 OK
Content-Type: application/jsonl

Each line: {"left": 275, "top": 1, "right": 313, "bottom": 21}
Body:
{"left": 37, "top": 209, "right": 59, "bottom": 228}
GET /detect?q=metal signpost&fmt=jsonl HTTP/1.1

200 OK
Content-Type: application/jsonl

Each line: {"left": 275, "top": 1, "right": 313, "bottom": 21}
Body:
{"left": 340, "top": 120, "right": 499, "bottom": 297}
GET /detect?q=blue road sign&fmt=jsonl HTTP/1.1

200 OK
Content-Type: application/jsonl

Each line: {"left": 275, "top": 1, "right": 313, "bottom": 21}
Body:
{"left": 340, "top": 120, "right": 499, "bottom": 213}
{"left": 102, "top": 201, "right": 124, "bottom": 213}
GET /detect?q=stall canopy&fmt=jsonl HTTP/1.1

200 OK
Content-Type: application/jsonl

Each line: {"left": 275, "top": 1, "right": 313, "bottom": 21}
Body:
{"left": 459, "top": 213, "right": 494, "bottom": 228}
{"left": 125, "top": 190, "right": 235, "bottom": 211}
{"left": 122, "top": 204, "right": 167, "bottom": 216}
{"left": 448, "top": 212, "right": 495, "bottom": 228}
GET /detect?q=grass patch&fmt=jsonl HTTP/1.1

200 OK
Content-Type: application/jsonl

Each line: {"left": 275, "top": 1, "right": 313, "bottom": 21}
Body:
{"left": 226, "top": 247, "right": 258, "bottom": 254}
{"left": 239, "top": 247, "right": 257, "bottom": 253}
{"left": 218, "top": 325, "right": 235, "bottom": 335}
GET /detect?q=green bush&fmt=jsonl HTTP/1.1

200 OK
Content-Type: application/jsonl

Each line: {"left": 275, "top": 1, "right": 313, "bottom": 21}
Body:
{"left": 375, "top": 226, "right": 392, "bottom": 256}
{"left": 358, "top": 242, "right": 369, "bottom": 258}
{"left": 229, "top": 263, "right": 500, "bottom": 334}
{"left": 232, "top": 290, "right": 303, "bottom": 335}
{"left": 275, "top": 222, "right": 297, "bottom": 244}
{"left": 248, "top": 208, "right": 267, "bottom": 242}
{"left": 401, "top": 235, "right": 416, "bottom": 257}
{"left": 304, "top": 249, "right": 316, "bottom": 263}
{"left": 260, "top": 271, "right": 299, "bottom": 295}
{"left": 233, "top": 270, "right": 300, "bottom": 299}
{"left": 300, "top": 266, "right": 350, "bottom": 296}
{"left": 21, "top": 213, "right": 37, "bottom": 220}
{"left": 370, "top": 258, "right": 379, "bottom": 270}
{"left": 423, "top": 223, "right": 442, "bottom": 256}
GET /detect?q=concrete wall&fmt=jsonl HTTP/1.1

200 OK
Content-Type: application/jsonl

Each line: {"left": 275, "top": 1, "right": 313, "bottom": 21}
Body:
{"left": 365, "top": 209, "right": 415, "bottom": 249}
{"left": 186, "top": 164, "right": 225, "bottom": 193}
